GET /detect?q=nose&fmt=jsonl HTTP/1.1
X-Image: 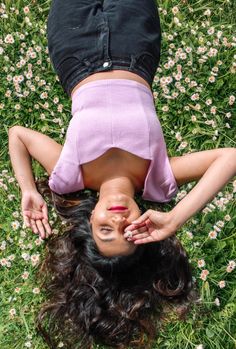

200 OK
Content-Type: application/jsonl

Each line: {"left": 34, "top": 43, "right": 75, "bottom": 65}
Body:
{"left": 111, "top": 215, "right": 126, "bottom": 224}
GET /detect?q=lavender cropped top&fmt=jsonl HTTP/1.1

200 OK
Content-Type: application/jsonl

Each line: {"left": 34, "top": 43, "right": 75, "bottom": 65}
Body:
{"left": 48, "top": 79, "right": 179, "bottom": 202}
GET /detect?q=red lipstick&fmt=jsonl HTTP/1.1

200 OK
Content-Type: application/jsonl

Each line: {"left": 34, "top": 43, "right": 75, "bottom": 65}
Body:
{"left": 108, "top": 206, "right": 128, "bottom": 211}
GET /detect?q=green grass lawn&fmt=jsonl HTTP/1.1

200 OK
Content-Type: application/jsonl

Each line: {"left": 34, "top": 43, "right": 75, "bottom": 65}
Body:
{"left": 0, "top": 1, "right": 235, "bottom": 348}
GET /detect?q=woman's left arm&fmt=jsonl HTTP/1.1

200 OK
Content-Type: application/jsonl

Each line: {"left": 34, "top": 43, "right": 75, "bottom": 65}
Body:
{"left": 124, "top": 148, "right": 236, "bottom": 244}
{"left": 169, "top": 147, "right": 236, "bottom": 230}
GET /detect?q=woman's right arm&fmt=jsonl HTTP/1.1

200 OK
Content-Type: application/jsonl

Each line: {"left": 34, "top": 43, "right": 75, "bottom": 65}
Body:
{"left": 8, "top": 125, "right": 62, "bottom": 189}
{"left": 8, "top": 126, "right": 63, "bottom": 238}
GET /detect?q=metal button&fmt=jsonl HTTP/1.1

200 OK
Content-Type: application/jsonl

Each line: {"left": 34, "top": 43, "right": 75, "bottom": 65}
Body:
{"left": 103, "top": 61, "right": 110, "bottom": 68}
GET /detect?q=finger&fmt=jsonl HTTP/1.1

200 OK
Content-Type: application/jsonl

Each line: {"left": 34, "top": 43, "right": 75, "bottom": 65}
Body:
{"left": 133, "top": 236, "right": 155, "bottom": 244}
{"left": 41, "top": 204, "right": 48, "bottom": 221}
{"left": 145, "top": 218, "right": 153, "bottom": 228}
{"left": 124, "top": 222, "right": 147, "bottom": 233}
{"left": 36, "top": 220, "right": 46, "bottom": 239}
{"left": 130, "top": 210, "right": 152, "bottom": 225}
{"left": 30, "top": 219, "right": 39, "bottom": 235}
{"left": 135, "top": 230, "right": 174, "bottom": 244}
{"left": 124, "top": 226, "right": 147, "bottom": 238}
{"left": 42, "top": 219, "right": 52, "bottom": 235}
{"left": 131, "top": 210, "right": 149, "bottom": 224}
{"left": 132, "top": 232, "right": 149, "bottom": 240}
{"left": 23, "top": 215, "right": 31, "bottom": 229}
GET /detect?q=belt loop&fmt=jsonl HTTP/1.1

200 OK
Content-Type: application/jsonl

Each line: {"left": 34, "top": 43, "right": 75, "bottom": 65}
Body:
{"left": 130, "top": 54, "right": 138, "bottom": 69}
{"left": 83, "top": 59, "right": 91, "bottom": 67}
{"left": 83, "top": 59, "right": 94, "bottom": 72}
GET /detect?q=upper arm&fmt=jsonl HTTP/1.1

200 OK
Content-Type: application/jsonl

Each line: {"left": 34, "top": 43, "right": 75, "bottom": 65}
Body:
{"left": 169, "top": 148, "right": 236, "bottom": 187}
{"left": 8, "top": 126, "right": 63, "bottom": 176}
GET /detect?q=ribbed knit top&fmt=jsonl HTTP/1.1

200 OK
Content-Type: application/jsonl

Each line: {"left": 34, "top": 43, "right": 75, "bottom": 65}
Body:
{"left": 48, "top": 79, "right": 178, "bottom": 202}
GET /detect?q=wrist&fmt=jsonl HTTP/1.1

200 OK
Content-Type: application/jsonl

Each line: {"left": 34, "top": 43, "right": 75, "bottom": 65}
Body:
{"left": 168, "top": 207, "right": 186, "bottom": 231}
{"left": 21, "top": 185, "right": 38, "bottom": 195}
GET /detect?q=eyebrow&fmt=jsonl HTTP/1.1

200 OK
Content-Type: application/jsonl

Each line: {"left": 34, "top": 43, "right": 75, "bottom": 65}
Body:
{"left": 96, "top": 235, "right": 115, "bottom": 242}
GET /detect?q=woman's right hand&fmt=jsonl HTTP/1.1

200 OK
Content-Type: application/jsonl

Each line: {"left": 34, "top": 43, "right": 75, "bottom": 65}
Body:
{"left": 21, "top": 190, "right": 52, "bottom": 239}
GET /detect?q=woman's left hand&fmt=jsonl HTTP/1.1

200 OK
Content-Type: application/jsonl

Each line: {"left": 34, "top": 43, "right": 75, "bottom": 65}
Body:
{"left": 124, "top": 209, "right": 178, "bottom": 244}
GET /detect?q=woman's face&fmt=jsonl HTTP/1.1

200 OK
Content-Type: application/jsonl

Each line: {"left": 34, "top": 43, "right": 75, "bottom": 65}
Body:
{"left": 90, "top": 194, "right": 141, "bottom": 257}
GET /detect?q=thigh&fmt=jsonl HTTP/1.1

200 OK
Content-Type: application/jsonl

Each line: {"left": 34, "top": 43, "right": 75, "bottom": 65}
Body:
{"left": 103, "top": 0, "right": 161, "bottom": 59}
{"left": 103, "top": 0, "right": 159, "bottom": 19}
{"left": 47, "top": 0, "right": 103, "bottom": 69}
{"left": 47, "top": 0, "right": 103, "bottom": 30}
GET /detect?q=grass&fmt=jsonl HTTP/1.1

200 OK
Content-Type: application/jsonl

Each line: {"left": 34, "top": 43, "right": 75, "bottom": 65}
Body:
{"left": 0, "top": 0, "right": 235, "bottom": 348}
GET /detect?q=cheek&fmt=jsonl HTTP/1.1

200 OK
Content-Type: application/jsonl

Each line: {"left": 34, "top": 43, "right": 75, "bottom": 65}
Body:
{"left": 92, "top": 209, "right": 107, "bottom": 224}
{"left": 131, "top": 207, "right": 141, "bottom": 220}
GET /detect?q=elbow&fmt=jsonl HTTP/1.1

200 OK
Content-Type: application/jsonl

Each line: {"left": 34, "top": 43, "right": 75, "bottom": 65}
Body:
{"left": 221, "top": 147, "right": 236, "bottom": 174}
{"left": 8, "top": 125, "right": 22, "bottom": 139}
{"left": 224, "top": 147, "right": 236, "bottom": 159}
{"left": 218, "top": 147, "right": 236, "bottom": 159}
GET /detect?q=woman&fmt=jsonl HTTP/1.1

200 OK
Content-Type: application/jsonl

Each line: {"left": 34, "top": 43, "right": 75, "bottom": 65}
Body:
{"left": 8, "top": 0, "right": 236, "bottom": 348}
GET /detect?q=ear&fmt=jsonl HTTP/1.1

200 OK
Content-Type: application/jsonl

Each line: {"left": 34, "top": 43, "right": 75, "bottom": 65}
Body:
{"left": 90, "top": 209, "right": 94, "bottom": 223}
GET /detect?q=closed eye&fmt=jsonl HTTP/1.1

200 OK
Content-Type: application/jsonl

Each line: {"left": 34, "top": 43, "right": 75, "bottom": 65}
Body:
{"left": 100, "top": 226, "right": 113, "bottom": 232}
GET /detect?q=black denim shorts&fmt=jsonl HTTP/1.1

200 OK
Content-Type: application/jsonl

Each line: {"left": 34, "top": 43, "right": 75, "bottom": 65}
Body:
{"left": 47, "top": 0, "right": 161, "bottom": 97}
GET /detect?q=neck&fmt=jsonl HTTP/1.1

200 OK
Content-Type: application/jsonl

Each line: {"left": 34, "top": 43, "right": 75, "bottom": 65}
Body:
{"left": 99, "top": 176, "right": 136, "bottom": 199}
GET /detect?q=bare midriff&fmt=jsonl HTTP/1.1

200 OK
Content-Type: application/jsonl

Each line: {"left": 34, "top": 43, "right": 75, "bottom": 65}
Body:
{"left": 82, "top": 148, "right": 151, "bottom": 192}
{"left": 71, "top": 70, "right": 151, "bottom": 97}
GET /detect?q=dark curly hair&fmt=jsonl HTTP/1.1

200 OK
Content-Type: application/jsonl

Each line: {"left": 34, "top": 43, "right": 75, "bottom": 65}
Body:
{"left": 35, "top": 179, "right": 198, "bottom": 349}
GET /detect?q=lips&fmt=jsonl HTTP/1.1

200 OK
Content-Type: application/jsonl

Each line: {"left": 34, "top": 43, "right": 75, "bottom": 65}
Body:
{"left": 108, "top": 206, "right": 128, "bottom": 211}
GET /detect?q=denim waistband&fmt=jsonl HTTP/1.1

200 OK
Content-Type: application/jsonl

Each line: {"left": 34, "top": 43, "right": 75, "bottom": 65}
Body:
{"left": 63, "top": 55, "right": 155, "bottom": 97}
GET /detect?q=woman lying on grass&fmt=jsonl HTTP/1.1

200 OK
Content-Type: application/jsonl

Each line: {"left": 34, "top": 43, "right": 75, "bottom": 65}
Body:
{"left": 8, "top": 0, "right": 236, "bottom": 348}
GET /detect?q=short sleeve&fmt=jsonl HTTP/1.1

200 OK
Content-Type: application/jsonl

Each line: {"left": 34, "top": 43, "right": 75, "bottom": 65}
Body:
{"left": 48, "top": 115, "right": 85, "bottom": 194}
{"left": 142, "top": 157, "right": 178, "bottom": 202}
{"left": 142, "top": 132, "right": 179, "bottom": 202}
